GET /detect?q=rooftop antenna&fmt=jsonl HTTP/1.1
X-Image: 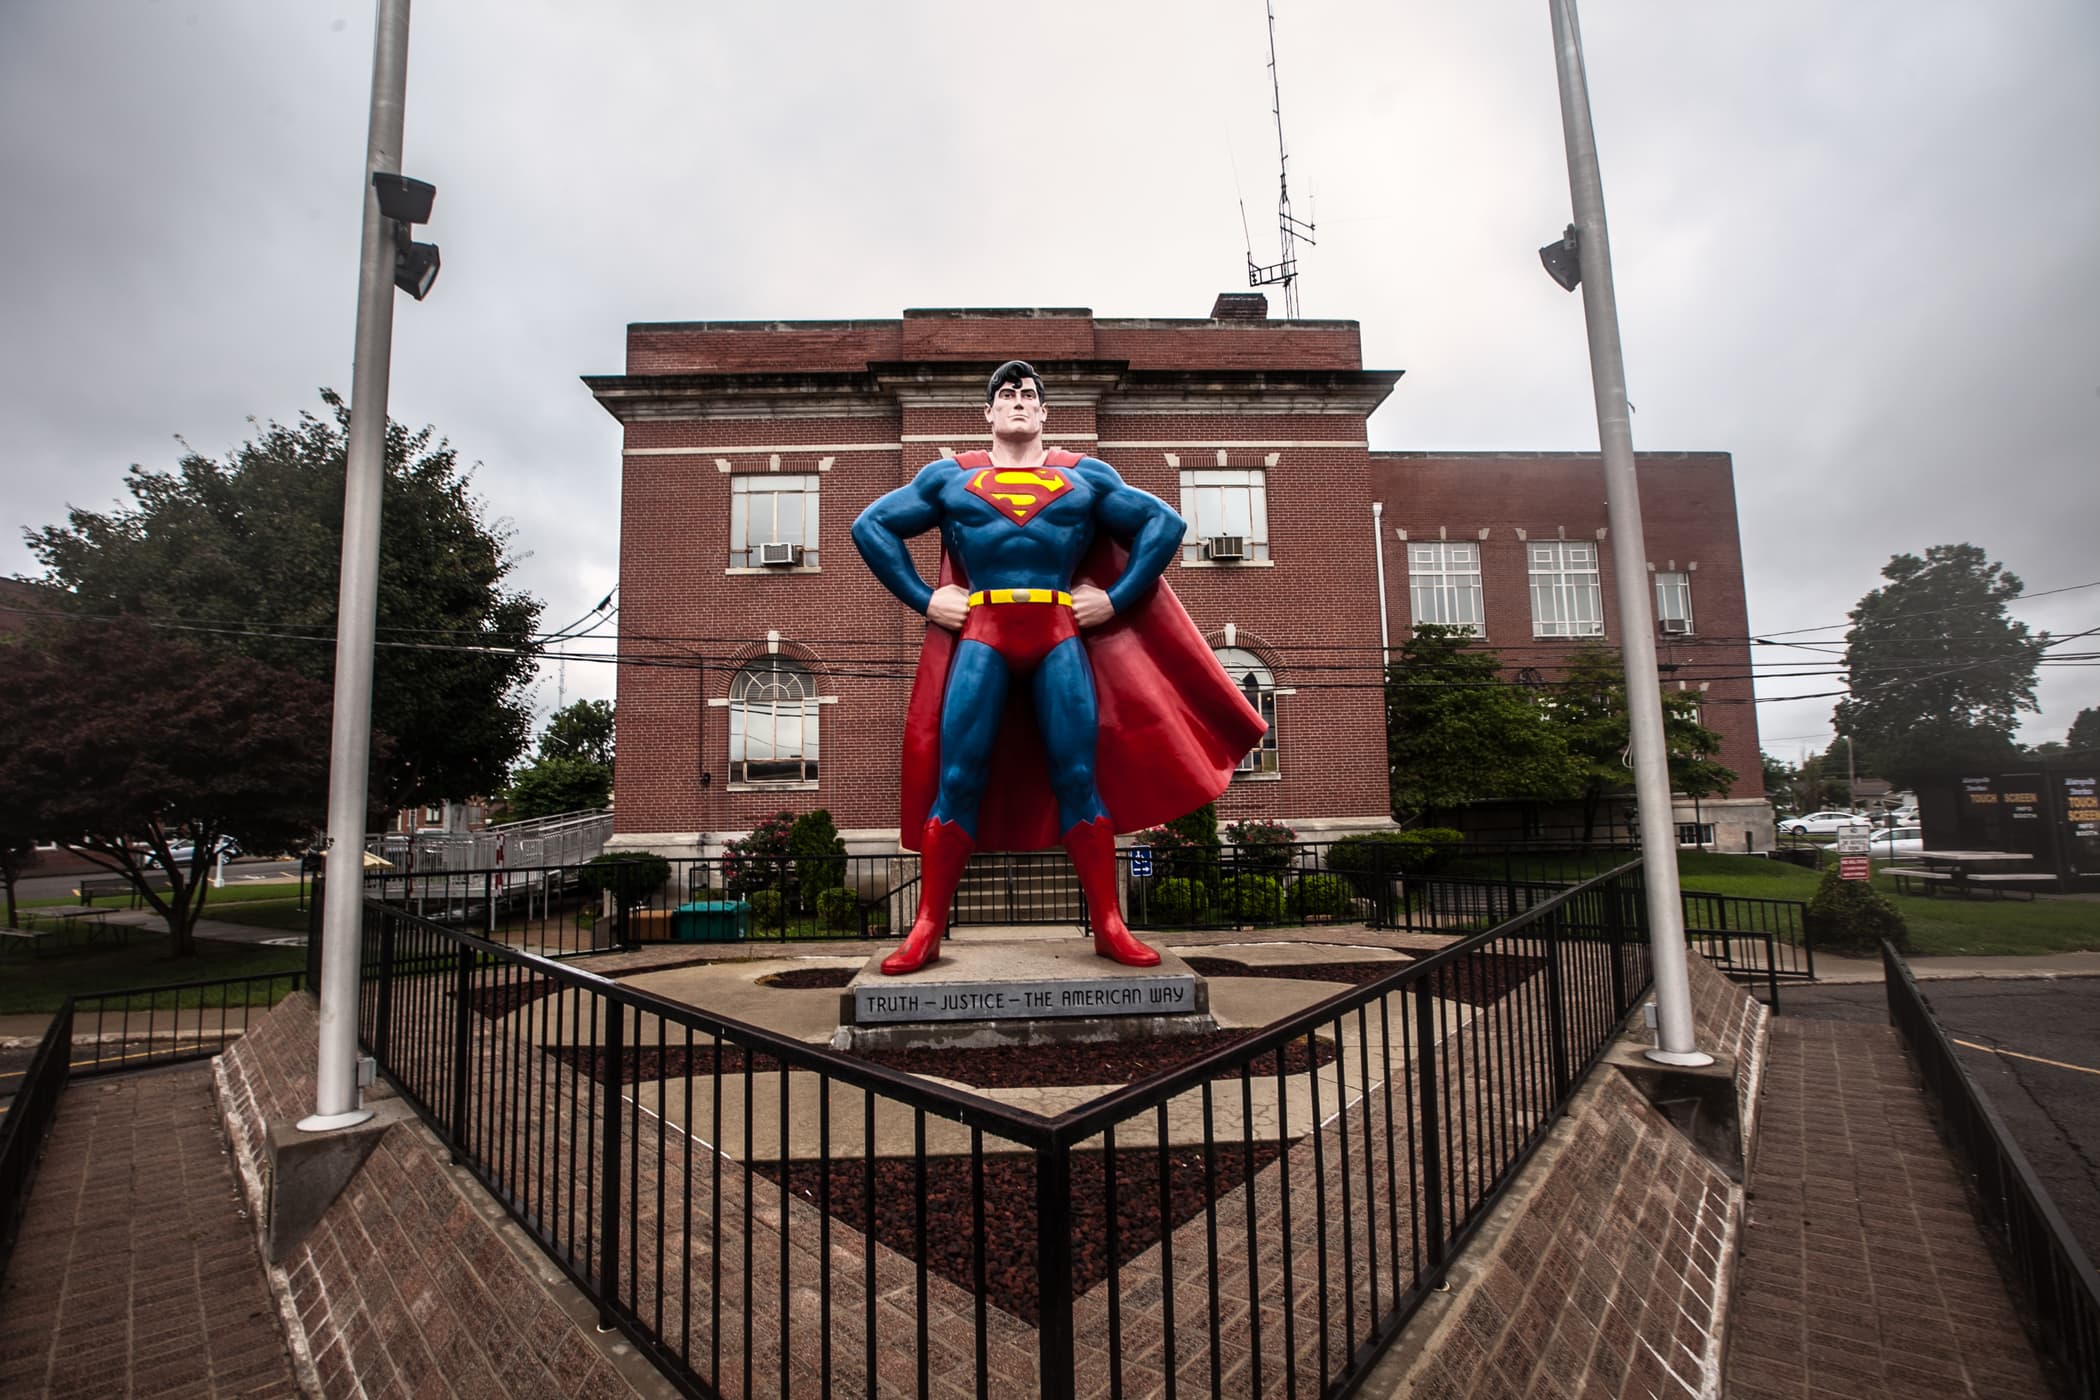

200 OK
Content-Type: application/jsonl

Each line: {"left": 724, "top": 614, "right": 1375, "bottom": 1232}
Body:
{"left": 1246, "top": 0, "right": 1316, "bottom": 317}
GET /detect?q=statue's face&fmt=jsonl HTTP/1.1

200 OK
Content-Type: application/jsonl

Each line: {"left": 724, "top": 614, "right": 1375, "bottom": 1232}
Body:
{"left": 984, "top": 378, "right": 1046, "bottom": 437}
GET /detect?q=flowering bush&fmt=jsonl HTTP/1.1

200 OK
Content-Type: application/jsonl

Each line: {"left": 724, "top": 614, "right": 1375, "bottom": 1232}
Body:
{"left": 1225, "top": 818, "right": 1298, "bottom": 875}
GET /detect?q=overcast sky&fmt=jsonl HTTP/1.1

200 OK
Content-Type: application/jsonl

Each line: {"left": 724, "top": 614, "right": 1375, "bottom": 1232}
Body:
{"left": 4, "top": 1, "right": 2094, "bottom": 767}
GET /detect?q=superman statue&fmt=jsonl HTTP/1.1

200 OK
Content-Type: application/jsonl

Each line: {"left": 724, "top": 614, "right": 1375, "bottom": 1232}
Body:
{"left": 851, "top": 360, "right": 1267, "bottom": 975}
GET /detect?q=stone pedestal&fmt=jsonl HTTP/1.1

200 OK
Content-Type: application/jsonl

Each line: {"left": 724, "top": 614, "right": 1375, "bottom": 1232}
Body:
{"left": 830, "top": 942, "right": 1215, "bottom": 1052}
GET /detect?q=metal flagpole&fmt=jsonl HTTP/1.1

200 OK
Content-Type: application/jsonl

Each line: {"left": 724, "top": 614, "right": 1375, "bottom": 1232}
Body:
{"left": 301, "top": 0, "right": 414, "bottom": 1130}
{"left": 1547, "top": 0, "right": 1711, "bottom": 1066}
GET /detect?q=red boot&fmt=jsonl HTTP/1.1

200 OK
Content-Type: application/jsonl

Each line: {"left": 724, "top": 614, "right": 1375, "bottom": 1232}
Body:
{"left": 1064, "top": 816, "right": 1161, "bottom": 968}
{"left": 881, "top": 818, "right": 974, "bottom": 975}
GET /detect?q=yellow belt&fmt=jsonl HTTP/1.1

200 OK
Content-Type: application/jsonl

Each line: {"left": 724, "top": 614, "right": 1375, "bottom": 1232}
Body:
{"left": 966, "top": 588, "right": 1073, "bottom": 607}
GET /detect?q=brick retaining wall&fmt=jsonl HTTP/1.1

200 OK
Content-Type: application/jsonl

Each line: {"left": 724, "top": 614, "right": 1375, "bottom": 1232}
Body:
{"left": 1361, "top": 957, "right": 1769, "bottom": 1398}
{"left": 216, "top": 994, "right": 659, "bottom": 1399}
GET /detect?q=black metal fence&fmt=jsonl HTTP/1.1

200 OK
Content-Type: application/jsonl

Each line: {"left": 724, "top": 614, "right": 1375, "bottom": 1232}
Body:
{"left": 356, "top": 841, "right": 1641, "bottom": 953}
{"left": 0, "top": 970, "right": 306, "bottom": 1284}
{"left": 347, "top": 858, "right": 1654, "bottom": 1399}
{"left": 1882, "top": 942, "right": 2100, "bottom": 1398}
{"left": 1681, "top": 891, "right": 1813, "bottom": 1008}
{"left": 0, "top": 1007, "right": 70, "bottom": 1279}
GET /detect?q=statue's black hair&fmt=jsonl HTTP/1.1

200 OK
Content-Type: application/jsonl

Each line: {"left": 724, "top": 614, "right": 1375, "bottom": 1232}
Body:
{"left": 985, "top": 360, "right": 1044, "bottom": 404}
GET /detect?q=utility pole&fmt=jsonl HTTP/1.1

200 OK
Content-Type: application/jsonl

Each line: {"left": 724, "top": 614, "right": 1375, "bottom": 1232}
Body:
{"left": 301, "top": 0, "right": 413, "bottom": 1131}
{"left": 1547, "top": 0, "right": 1710, "bottom": 1067}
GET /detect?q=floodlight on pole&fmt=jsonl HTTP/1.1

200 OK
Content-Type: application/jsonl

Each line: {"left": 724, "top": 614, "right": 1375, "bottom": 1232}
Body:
{"left": 1546, "top": 0, "right": 1711, "bottom": 1068}
{"left": 1539, "top": 224, "right": 1582, "bottom": 291}
{"left": 372, "top": 171, "right": 442, "bottom": 300}
{"left": 301, "top": 0, "right": 419, "bottom": 1133}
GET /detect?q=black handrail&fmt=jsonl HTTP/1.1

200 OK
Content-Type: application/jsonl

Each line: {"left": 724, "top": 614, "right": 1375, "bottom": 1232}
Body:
{"left": 1882, "top": 941, "right": 2100, "bottom": 1397}
{"left": 0, "top": 1006, "right": 72, "bottom": 1280}
{"left": 348, "top": 855, "right": 1655, "bottom": 1398}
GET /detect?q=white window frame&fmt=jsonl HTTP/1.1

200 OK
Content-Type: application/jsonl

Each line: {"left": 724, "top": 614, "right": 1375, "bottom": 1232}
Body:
{"left": 1529, "top": 541, "right": 1605, "bottom": 638}
{"left": 1654, "top": 570, "right": 1694, "bottom": 635}
{"left": 1215, "top": 647, "right": 1280, "bottom": 777}
{"left": 729, "top": 475, "right": 821, "bottom": 570}
{"left": 1407, "top": 541, "right": 1485, "bottom": 636}
{"left": 1177, "top": 469, "right": 1270, "bottom": 564}
{"left": 728, "top": 658, "right": 820, "bottom": 788}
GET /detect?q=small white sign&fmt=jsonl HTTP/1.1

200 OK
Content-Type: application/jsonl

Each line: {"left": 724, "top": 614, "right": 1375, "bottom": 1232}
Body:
{"left": 1835, "top": 828, "right": 1871, "bottom": 855}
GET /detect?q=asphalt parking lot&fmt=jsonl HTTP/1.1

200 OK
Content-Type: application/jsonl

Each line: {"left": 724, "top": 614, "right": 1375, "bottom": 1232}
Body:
{"left": 1781, "top": 977, "right": 2100, "bottom": 1264}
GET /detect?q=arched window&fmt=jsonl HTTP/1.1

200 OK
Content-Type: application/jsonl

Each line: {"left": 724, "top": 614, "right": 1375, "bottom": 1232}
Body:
{"left": 729, "top": 658, "right": 819, "bottom": 785}
{"left": 1215, "top": 647, "right": 1278, "bottom": 776}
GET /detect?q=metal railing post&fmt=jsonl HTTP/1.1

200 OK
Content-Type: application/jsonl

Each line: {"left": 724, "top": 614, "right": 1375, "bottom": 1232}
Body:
{"left": 449, "top": 941, "right": 472, "bottom": 1159}
{"left": 598, "top": 995, "right": 624, "bottom": 1329}
{"left": 1605, "top": 878, "right": 1628, "bottom": 1017}
{"left": 1413, "top": 979, "right": 1445, "bottom": 1269}
{"left": 307, "top": 875, "right": 325, "bottom": 993}
{"left": 1035, "top": 1137, "right": 1076, "bottom": 1400}
{"left": 374, "top": 913, "right": 396, "bottom": 1068}
{"left": 1545, "top": 907, "right": 1572, "bottom": 1099}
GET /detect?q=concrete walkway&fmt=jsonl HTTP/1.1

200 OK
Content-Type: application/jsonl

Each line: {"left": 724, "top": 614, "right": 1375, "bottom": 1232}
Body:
{"left": 0, "top": 1062, "right": 301, "bottom": 1397}
{"left": 1723, "top": 1015, "right": 2055, "bottom": 1398}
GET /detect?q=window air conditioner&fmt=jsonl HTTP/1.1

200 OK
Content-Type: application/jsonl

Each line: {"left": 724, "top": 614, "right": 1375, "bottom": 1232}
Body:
{"left": 1660, "top": 617, "right": 1691, "bottom": 635}
{"left": 757, "top": 542, "right": 803, "bottom": 567}
{"left": 1204, "top": 535, "right": 1247, "bottom": 562}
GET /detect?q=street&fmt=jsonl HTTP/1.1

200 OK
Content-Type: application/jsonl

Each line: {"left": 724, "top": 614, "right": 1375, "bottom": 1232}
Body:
{"left": 9, "top": 856, "right": 304, "bottom": 906}
{"left": 1782, "top": 978, "right": 2100, "bottom": 1266}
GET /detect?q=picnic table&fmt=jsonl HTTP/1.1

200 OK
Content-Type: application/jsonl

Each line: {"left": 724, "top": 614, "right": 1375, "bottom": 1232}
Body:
{"left": 1895, "top": 850, "right": 2054, "bottom": 900}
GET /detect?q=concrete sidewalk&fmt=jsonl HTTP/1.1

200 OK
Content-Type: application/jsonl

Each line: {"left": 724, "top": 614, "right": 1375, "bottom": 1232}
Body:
{"left": 1808, "top": 948, "right": 2100, "bottom": 983}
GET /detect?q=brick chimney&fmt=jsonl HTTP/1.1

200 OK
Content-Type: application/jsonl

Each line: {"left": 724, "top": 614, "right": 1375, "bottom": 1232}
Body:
{"left": 1208, "top": 292, "right": 1269, "bottom": 321}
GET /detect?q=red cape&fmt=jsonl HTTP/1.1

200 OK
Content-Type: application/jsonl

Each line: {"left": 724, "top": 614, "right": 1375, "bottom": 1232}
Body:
{"left": 898, "top": 450, "right": 1268, "bottom": 852}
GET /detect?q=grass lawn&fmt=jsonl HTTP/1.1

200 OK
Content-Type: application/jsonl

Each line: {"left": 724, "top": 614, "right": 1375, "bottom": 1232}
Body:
{"left": 0, "top": 937, "right": 306, "bottom": 1014}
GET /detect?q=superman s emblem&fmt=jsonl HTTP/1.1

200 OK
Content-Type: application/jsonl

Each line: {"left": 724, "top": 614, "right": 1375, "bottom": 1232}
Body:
{"left": 965, "top": 466, "right": 1074, "bottom": 526}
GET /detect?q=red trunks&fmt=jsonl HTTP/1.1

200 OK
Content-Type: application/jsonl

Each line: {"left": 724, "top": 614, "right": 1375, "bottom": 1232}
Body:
{"left": 959, "top": 601, "right": 1078, "bottom": 672}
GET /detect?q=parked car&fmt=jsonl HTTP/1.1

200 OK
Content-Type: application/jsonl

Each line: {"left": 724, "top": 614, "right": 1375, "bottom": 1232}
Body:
{"left": 1779, "top": 810, "right": 1873, "bottom": 836}
{"left": 144, "top": 835, "right": 242, "bottom": 868}
{"left": 1867, "top": 826, "right": 1924, "bottom": 860}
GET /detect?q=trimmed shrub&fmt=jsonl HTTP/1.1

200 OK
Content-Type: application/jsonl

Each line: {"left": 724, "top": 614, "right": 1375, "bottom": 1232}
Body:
{"left": 1226, "top": 818, "right": 1298, "bottom": 876}
{"left": 815, "top": 886, "right": 860, "bottom": 932}
{"left": 748, "top": 888, "right": 787, "bottom": 933}
{"left": 1136, "top": 803, "right": 1223, "bottom": 883}
{"left": 578, "top": 852, "right": 671, "bottom": 908}
{"left": 1218, "top": 873, "right": 1285, "bottom": 923}
{"left": 789, "top": 809, "right": 848, "bottom": 908}
{"left": 1325, "top": 829, "right": 1466, "bottom": 894}
{"left": 1803, "top": 869, "right": 1909, "bottom": 955}
{"left": 1288, "top": 872, "right": 1356, "bottom": 919}
{"left": 1150, "top": 877, "right": 1212, "bottom": 924}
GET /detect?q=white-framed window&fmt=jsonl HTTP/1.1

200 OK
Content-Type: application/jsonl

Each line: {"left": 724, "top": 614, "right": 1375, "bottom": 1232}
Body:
{"left": 1529, "top": 541, "right": 1604, "bottom": 638}
{"left": 729, "top": 658, "right": 819, "bottom": 785}
{"left": 729, "top": 475, "right": 820, "bottom": 569}
{"left": 1407, "top": 542, "right": 1485, "bottom": 636}
{"left": 1215, "top": 647, "right": 1279, "bottom": 776}
{"left": 421, "top": 803, "right": 446, "bottom": 828}
{"left": 1654, "top": 571, "right": 1694, "bottom": 635}
{"left": 1178, "top": 469, "right": 1270, "bottom": 563}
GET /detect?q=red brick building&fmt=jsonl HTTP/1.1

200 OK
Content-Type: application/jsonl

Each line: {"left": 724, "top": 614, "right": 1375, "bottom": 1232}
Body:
{"left": 587, "top": 300, "right": 1767, "bottom": 859}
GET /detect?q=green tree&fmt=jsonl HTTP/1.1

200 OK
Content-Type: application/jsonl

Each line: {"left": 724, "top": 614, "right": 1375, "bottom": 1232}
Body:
{"left": 1833, "top": 544, "right": 2046, "bottom": 788}
{"left": 0, "top": 619, "right": 335, "bottom": 954}
{"left": 1760, "top": 751, "right": 1796, "bottom": 806}
{"left": 1386, "top": 625, "right": 1580, "bottom": 821}
{"left": 23, "top": 391, "right": 542, "bottom": 810}
{"left": 1545, "top": 645, "right": 1736, "bottom": 841}
{"left": 538, "top": 698, "right": 614, "bottom": 767}
{"left": 504, "top": 755, "right": 613, "bottom": 821}
{"left": 2067, "top": 707, "right": 2100, "bottom": 755}
{"left": 504, "top": 699, "right": 616, "bottom": 820}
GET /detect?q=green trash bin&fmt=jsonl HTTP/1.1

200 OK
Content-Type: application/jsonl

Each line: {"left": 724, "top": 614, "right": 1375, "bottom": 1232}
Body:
{"left": 672, "top": 900, "right": 750, "bottom": 942}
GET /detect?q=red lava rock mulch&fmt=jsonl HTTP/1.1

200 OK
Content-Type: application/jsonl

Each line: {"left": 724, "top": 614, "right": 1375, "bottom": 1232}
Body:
{"left": 546, "top": 1030, "right": 1337, "bottom": 1090}
{"left": 747, "top": 1140, "right": 1287, "bottom": 1325}
{"left": 461, "top": 974, "right": 563, "bottom": 1019}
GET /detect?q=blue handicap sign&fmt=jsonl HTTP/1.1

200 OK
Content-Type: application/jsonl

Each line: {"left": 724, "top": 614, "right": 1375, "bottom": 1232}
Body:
{"left": 1130, "top": 846, "right": 1154, "bottom": 878}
